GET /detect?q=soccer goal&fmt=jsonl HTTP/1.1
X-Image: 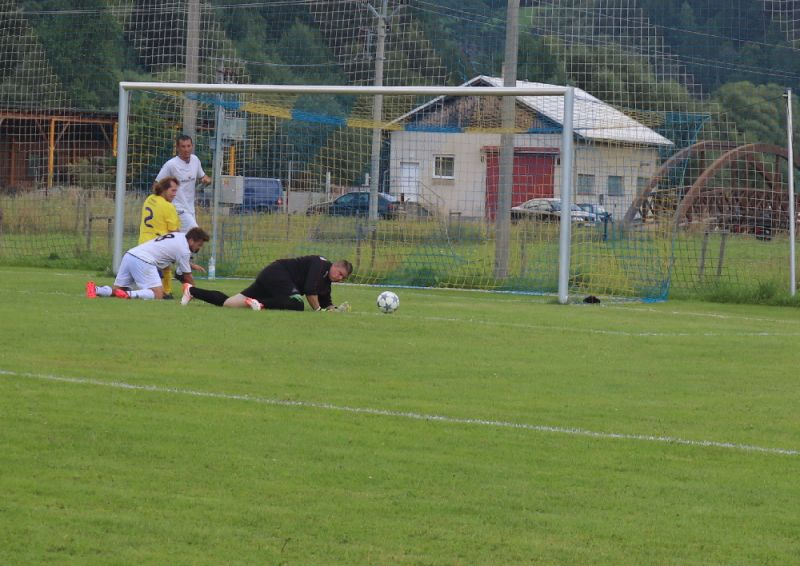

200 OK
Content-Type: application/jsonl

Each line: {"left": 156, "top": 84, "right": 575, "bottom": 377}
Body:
{"left": 114, "top": 80, "right": 676, "bottom": 303}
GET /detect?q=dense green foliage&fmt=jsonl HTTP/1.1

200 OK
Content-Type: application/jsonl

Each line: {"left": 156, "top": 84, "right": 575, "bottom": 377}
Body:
{"left": 4, "top": 0, "right": 797, "bottom": 151}
{"left": 10, "top": 0, "right": 799, "bottom": 112}
{"left": 711, "top": 82, "right": 794, "bottom": 147}
{"left": 637, "top": 0, "right": 800, "bottom": 92}
{"left": 19, "top": 0, "right": 143, "bottom": 109}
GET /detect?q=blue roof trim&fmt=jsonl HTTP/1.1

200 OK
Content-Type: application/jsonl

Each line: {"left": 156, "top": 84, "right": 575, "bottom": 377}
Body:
{"left": 291, "top": 109, "right": 347, "bottom": 127}
{"left": 404, "top": 124, "right": 464, "bottom": 133}
{"left": 187, "top": 92, "right": 243, "bottom": 111}
{"left": 525, "top": 126, "right": 562, "bottom": 134}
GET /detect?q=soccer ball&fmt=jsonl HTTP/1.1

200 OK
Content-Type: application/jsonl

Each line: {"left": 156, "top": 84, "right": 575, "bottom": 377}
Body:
{"left": 376, "top": 291, "right": 400, "bottom": 314}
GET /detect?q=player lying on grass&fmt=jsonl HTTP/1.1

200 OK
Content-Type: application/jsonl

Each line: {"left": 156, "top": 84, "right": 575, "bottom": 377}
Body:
{"left": 181, "top": 255, "right": 352, "bottom": 312}
{"left": 86, "top": 227, "right": 210, "bottom": 300}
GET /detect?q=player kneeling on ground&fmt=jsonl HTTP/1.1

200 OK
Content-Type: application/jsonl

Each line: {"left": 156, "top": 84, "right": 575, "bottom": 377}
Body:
{"left": 182, "top": 255, "right": 352, "bottom": 312}
{"left": 86, "top": 227, "right": 210, "bottom": 300}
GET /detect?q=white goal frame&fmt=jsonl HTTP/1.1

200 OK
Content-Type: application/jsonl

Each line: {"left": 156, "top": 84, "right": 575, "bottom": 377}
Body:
{"left": 115, "top": 82, "right": 576, "bottom": 303}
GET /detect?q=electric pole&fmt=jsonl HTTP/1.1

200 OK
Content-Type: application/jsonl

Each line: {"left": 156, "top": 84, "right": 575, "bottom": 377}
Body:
{"left": 494, "top": 0, "right": 520, "bottom": 278}
{"left": 183, "top": 0, "right": 200, "bottom": 138}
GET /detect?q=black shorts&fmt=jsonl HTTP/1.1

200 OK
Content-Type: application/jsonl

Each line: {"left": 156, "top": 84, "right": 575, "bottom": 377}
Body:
{"left": 240, "top": 263, "right": 298, "bottom": 304}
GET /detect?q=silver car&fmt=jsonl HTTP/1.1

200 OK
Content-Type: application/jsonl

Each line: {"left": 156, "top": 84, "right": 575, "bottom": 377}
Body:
{"left": 510, "top": 198, "right": 593, "bottom": 224}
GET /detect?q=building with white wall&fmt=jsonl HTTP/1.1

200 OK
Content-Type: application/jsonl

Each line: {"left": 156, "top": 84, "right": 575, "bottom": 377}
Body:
{"left": 388, "top": 76, "right": 673, "bottom": 219}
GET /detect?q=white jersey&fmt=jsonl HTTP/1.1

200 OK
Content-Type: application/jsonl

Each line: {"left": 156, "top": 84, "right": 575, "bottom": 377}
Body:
{"left": 125, "top": 232, "right": 193, "bottom": 275}
{"left": 156, "top": 154, "right": 206, "bottom": 216}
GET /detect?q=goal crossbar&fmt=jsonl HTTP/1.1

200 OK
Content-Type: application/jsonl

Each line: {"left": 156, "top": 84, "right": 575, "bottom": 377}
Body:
{"left": 119, "top": 82, "right": 571, "bottom": 97}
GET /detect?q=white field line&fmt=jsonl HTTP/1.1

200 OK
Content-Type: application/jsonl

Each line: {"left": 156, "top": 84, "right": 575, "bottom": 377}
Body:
{"left": 354, "top": 311, "right": 800, "bottom": 337}
{"left": 1, "top": 369, "right": 797, "bottom": 457}
{"left": 608, "top": 305, "right": 800, "bottom": 325}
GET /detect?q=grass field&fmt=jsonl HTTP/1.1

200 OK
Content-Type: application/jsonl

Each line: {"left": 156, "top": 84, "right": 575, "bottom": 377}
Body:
{"left": 1, "top": 267, "right": 799, "bottom": 564}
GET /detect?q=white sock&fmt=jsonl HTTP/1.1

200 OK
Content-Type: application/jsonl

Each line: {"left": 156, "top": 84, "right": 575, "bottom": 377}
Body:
{"left": 96, "top": 285, "right": 112, "bottom": 297}
{"left": 129, "top": 289, "right": 155, "bottom": 300}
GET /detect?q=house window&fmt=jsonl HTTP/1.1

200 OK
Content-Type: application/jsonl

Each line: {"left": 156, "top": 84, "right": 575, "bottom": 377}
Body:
{"left": 607, "top": 175, "right": 624, "bottom": 196}
{"left": 576, "top": 174, "right": 595, "bottom": 195}
{"left": 433, "top": 155, "right": 455, "bottom": 179}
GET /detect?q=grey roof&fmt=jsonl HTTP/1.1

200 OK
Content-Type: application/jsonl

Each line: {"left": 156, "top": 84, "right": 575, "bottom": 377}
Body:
{"left": 395, "top": 75, "right": 674, "bottom": 147}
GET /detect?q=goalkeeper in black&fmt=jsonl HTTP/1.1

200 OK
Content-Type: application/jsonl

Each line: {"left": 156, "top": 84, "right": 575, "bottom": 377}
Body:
{"left": 181, "top": 255, "right": 353, "bottom": 312}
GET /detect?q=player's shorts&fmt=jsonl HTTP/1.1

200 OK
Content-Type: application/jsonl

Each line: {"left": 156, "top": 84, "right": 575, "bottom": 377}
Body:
{"left": 114, "top": 253, "right": 163, "bottom": 290}
{"left": 177, "top": 209, "right": 198, "bottom": 231}
{"left": 241, "top": 263, "right": 298, "bottom": 304}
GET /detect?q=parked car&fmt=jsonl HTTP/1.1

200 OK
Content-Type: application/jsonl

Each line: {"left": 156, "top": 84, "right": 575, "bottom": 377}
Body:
{"left": 232, "top": 177, "right": 283, "bottom": 214}
{"left": 306, "top": 191, "right": 432, "bottom": 219}
{"left": 576, "top": 202, "right": 612, "bottom": 223}
{"left": 198, "top": 177, "right": 284, "bottom": 213}
{"left": 510, "top": 198, "right": 592, "bottom": 224}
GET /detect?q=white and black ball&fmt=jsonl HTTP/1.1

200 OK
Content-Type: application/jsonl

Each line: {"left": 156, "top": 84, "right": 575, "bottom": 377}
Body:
{"left": 376, "top": 291, "right": 400, "bottom": 314}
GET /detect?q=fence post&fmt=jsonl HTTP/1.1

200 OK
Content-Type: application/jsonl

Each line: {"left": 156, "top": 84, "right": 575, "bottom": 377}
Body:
{"left": 716, "top": 231, "right": 728, "bottom": 280}
{"left": 698, "top": 229, "right": 710, "bottom": 281}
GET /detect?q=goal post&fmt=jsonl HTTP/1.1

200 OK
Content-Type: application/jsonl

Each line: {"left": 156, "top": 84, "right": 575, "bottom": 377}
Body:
{"left": 115, "top": 81, "right": 582, "bottom": 302}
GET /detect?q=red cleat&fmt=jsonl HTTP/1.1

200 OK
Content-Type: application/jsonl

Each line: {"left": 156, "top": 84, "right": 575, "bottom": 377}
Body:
{"left": 180, "top": 282, "right": 193, "bottom": 306}
{"left": 112, "top": 288, "right": 130, "bottom": 299}
{"left": 86, "top": 281, "right": 97, "bottom": 298}
{"left": 244, "top": 297, "right": 263, "bottom": 311}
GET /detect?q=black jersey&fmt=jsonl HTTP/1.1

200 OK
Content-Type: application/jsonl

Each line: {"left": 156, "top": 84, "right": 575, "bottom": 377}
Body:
{"left": 270, "top": 255, "right": 333, "bottom": 307}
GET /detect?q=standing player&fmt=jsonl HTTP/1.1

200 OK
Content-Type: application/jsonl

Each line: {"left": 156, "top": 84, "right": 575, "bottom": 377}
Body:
{"left": 86, "top": 228, "right": 210, "bottom": 301}
{"left": 181, "top": 255, "right": 352, "bottom": 312}
{"left": 139, "top": 176, "right": 180, "bottom": 297}
{"left": 155, "top": 135, "right": 211, "bottom": 231}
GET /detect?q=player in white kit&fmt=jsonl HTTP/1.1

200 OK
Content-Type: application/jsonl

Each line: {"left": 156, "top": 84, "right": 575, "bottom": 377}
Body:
{"left": 155, "top": 135, "right": 211, "bottom": 231}
{"left": 86, "top": 227, "right": 209, "bottom": 300}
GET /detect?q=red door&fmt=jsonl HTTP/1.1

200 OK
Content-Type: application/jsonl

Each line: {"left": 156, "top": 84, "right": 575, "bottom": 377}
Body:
{"left": 485, "top": 148, "right": 556, "bottom": 220}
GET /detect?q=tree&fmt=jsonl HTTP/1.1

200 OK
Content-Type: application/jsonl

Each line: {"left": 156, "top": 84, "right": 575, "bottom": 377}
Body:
{"left": 517, "top": 33, "right": 564, "bottom": 84}
{"left": 22, "top": 0, "right": 140, "bottom": 110}
{"left": 0, "top": 4, "right": 65, "bottom": 108}
{"left": 711, "top": 82, "right": 797, "bottom": 147}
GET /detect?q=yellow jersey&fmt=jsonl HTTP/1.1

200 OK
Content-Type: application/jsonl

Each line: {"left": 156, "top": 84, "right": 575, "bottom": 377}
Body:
{"left": 139, "top": 194, "right": 180, "bottom": 244}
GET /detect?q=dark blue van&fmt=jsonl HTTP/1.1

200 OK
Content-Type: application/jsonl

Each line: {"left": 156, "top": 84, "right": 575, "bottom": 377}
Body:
{"left": 232, "top": 177, "right": 284, "bottom": 214}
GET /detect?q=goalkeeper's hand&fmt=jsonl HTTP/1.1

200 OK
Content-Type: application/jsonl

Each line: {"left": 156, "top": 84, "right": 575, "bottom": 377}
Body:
{"left": 334, "top": 302, "right": 351, "bottom": 313}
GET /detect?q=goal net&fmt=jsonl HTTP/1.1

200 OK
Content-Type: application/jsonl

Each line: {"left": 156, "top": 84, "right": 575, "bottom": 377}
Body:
{"left": 109, "top": 81, "right": 677, "bottom": 301}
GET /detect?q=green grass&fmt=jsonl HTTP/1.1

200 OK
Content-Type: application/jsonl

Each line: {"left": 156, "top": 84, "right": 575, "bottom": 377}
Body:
{"left": 1, "top": 267, "right": 799, "bottom": 563}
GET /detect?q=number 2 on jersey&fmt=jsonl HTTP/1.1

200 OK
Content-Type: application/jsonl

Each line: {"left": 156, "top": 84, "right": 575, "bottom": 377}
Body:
{"left": 143, "top": 207, "right": 154, "bottom": 228}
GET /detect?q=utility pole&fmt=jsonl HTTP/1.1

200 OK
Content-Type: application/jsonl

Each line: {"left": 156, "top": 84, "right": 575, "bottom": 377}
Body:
{"left": 494, "top": 0, "right": 520, "bottom": 278}
{"left": 183, "top": 0, "right": 200, "bottom": 138}
{"left": 367, "top": 0, "right": 389, "bottom": 221}
{"left": 365, "top": 1, "right": 403, "bottom": 220}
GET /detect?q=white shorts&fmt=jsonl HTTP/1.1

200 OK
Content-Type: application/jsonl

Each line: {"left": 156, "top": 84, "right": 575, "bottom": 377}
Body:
{"left": 177, "top": 209, "right": 198, "bottom": 231}
{"left": 115, "top": 253, "right": 163, "bottom": 290}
